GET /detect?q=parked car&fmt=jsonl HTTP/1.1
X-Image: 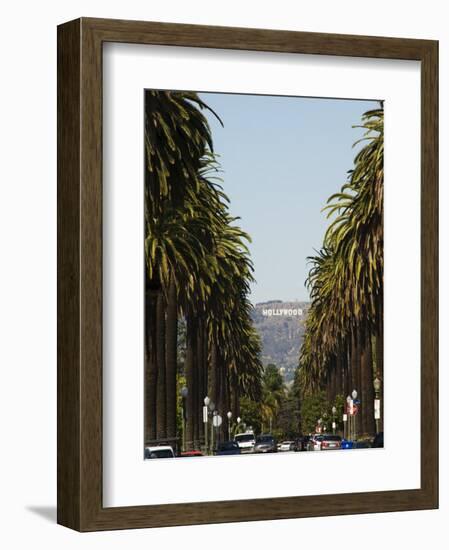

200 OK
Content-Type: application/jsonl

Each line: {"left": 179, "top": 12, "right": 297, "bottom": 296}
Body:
{"left": 254, "top": 434, "right": 278, "bottom": 453}
{"left": 372, "top": 432, "right": 384, "bottom": 448}
{"left": 293, "top": 436, "right": 311, "bottom": 451}
{"left": 234, "top": 432, "right": 256, "bottom": 454}
{"left": 279, "top": 440, "right": 295, "bottom": 452}
{"left": 341, "top": 439, "right": 354, "bottom": 449}
{"left": 180, "top": 450, "right": 203, "bottom": 457}
{"left": 144, "top": 446, "right": 175, "bottom": 459}
{"left": 294, "top": 436, "right": 310, "bottom": 451}
{"left": 320, "top": 435, "right": 342, "bottom": 450}
{"left": 216, "top": 441, "right": 241, "bottom": 456}
{"left": 308, "top": 434, "right": 323, "bottom": 451}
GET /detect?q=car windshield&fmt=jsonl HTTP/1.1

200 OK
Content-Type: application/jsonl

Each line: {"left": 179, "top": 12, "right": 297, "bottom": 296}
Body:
{"left": 323, "top": 435, "right": 341, "bottom": 441}
{"left": 235, "top": 434, "right": 254, "bottom": 442}
{"left": 146, "top": 449, "right": 173, "bottom": 458}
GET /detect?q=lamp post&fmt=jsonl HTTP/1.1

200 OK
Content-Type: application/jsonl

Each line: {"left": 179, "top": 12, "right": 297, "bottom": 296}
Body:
{"left": 180, "top": 386, "right": 188, "bottom": 452}
{"left": 209, "top": 400, "right": 215, "bottom": 453}
{"left": 332, "top": 406, "right": 337, "bottom": 435}
{"left": 323, "top": 412, "right": 328, "bottom": 433}
{"left": 203, "top": 396, "right": 210, "bottom": 453}
{"left": 346, "top": 395, "right": 351, "bottom": 441}
{"left": 234, "top": 416, "right": 242, "bottom": 436}
{"left": 212, "top": 410, "right": 222, "bottom": 453}
{"left": 352, "top": 389, "right": 358, "bottom": 441}
{"left": 373, "top": 375, "right": 382, "bottom": 433}
{"left": 227, "top": 411, "right": 233, "bottom": 441}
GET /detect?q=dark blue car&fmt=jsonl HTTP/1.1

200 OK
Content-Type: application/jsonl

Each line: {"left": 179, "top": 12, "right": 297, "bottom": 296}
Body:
{"left": 215, "top": 441, "right": 241, "bottom": 455}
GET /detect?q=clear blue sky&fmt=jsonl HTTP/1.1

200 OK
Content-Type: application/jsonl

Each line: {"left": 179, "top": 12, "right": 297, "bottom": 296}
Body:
{"left": 199, "top": 92, "right": 379, "bottom": 304}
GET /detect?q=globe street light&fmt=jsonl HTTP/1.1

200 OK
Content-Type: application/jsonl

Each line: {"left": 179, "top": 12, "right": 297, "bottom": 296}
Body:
{"left": 332, "top": 406, "right": 337, "bottom": 434}
{"left": 373, "top": 375, "right": 382, "bottom": 433}
{"left": 374, "top": 377, "right": 381, "bottom": 393}
{"left": 351, "top": 389, "right": 358, "bottom": 441}
{"left": 346, "top": 395, "right": 351, "bottom": 441}
{"left": 227, "top": 411, "right": 233, "bottom": 440}
{"left": 234, "top": 416, "right": 242, "bottom": 436}
{"left": 203, "top": 396, "right": 210, "bottom": 453}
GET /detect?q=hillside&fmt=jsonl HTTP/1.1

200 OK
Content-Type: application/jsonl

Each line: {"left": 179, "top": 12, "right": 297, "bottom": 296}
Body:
{"left": 251, "top": 300, "right": 310, "bottom": 382}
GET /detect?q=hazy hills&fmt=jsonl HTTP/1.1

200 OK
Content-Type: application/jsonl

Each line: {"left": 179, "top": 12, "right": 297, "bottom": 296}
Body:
{"left": 251, "top": 300, "right": 310, "bottom": 382}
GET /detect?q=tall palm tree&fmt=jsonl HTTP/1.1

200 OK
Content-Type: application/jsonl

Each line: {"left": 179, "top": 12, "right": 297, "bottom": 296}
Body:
{"left": 299, "top": 107, "right": 383, "bottom": 438}
{"left": 144, "top": 90, "right": 222, "bottom": 443}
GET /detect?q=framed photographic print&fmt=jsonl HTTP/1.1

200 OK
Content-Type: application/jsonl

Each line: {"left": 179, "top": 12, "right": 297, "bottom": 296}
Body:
{"left": 57, "top": 17, "right": 438, "bottom": 531}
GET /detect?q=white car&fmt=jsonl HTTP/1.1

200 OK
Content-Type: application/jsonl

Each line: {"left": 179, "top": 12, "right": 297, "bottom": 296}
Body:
{"left": 144, "top": 445, "right": 175, "bottom": 459}
{"left": 234, "top": 432, "right": 256, "bottom": 453}
{"left": 308, "top": 435, "right": 323, "bottom": 451}
{"left": 279, "top": 440, "right": 294, "bottom": 452}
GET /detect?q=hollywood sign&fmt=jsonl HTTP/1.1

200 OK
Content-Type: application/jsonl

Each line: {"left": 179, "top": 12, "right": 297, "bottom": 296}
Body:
{"left": 262, "top": 308, "right": 303, "bottom": 317}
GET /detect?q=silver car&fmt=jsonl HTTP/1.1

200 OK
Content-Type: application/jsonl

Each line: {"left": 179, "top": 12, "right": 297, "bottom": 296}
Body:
{"left": 254, "top": 435, "right": 277, "bottom": 453}
{"left": 320, "top": 435, "right": 342, "bottom": 450}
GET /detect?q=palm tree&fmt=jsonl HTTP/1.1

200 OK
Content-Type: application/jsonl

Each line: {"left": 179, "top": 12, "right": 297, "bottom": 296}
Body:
{"left": 299, "top": 107, "right": 384, "bottom": 438}
{"left": 144, "top": 90, "right": 264, "bottom": 452}
{"left": 144, "top": 90, "right": 222, "bottom": 443}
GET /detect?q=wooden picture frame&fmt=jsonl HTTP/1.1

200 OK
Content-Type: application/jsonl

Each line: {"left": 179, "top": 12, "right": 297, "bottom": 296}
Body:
{"left": 57, "top": 17, "right": 438, "bottom": 531}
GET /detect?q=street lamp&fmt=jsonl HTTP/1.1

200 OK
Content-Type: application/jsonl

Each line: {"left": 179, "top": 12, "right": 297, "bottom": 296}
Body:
{"left": 346, "top": 395, "right": 351, "bottom": 441}
{"left": 351, "top": 389, "right": 358, "bottom": 441}
{"left": 332, "top": 406, "right": 337, "bottom": 434}
{"left": 234, "top": 416, "right": 242, "bottom": 436}
{"left": 323, "top": 412, "right": 328, "bottom": 432}
{"left": 208, "top": 400, "right": 215, "bottom": 454}
{"left": 227, "top": 411, "right": 232, "bottom": 440}
{"left": 373, "top": 375, "right": 382, "bottom": 433}
{"left": 180, "top": 386, "right": 188, "bottom": 451}
{"left": 203, "top": 396, "right": 210, "bottom": 453}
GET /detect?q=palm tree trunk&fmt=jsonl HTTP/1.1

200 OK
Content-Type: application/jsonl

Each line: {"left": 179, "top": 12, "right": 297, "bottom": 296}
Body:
{"left": 209, "top": 339, "right": 218, "bottom": 406}
{"left": 230, "top": 370, "right": 240, "bottom": 419}
{"left": 185, "top": 314, "right": 196, "bottom": 450}
{"left": 336, "top": 352, "right": 343, "bottom": 396}
{"left": 144, "top": 290, "right": 158, "bottom": 443}
{"left": 330, "top": 358, "right": 337, "bottom": 403}
{"left": 165, "top": 277, "right": 178, "bottom": 441}
{"left": 375, "top": 317, "right": 384, "bottom": 432}
{"left": 197, "top": 318, "right": 205, "bottom": 447}
{"left": 326, "top": 370, "right": 331, "bottom": 403}
{"left": 350, "top": 330, "right": 359, "bottom": 394}
{"left": 156, "top": 292, "right": 167, "bottom": 440}
{"left": 361, "top": 333, "right": 375, "bottom": 437}
{"left": 203, "top": 325, "right": 208, "bottom": 402}
{"left": 350, "top": 330, "right": 362, "bottom": 438}
{"left": 192, "top": 321, "right": 200, "bottom": 449}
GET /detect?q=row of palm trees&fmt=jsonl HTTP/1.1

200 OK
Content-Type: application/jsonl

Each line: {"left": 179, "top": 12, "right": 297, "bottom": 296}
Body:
{"left": 144, "top": 90, "right": 263, "bottom": 451}
{"left": 298, "top": 107, "right": 384, "bottom": 437}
